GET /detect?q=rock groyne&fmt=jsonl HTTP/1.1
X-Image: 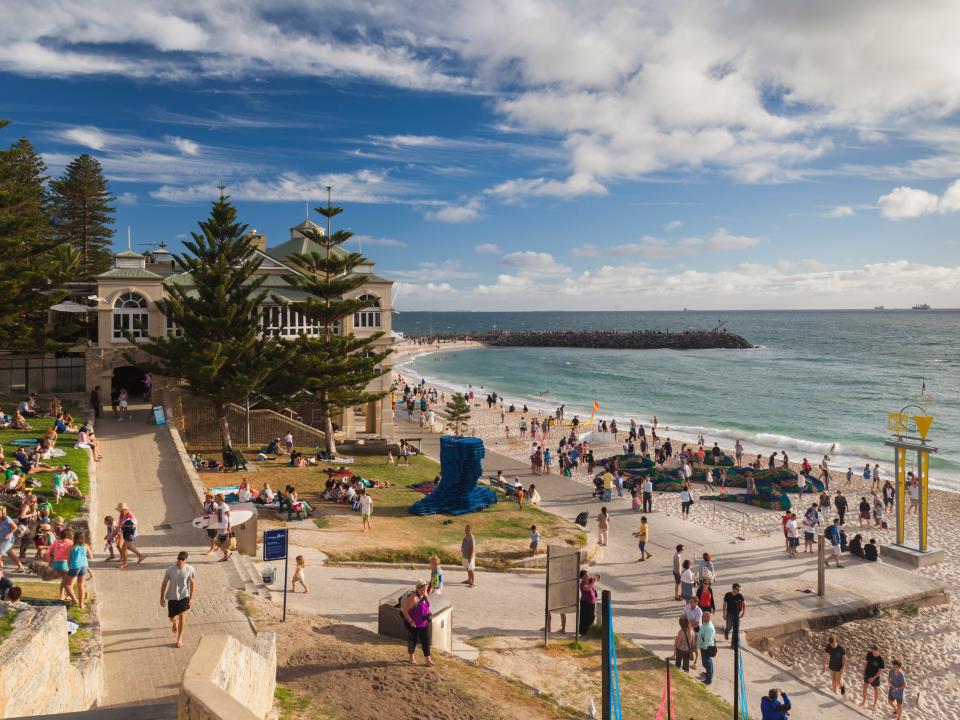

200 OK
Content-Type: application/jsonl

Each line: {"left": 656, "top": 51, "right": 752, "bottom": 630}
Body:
{"left": 485, "top": 329, "right": 752, "bottom": 350}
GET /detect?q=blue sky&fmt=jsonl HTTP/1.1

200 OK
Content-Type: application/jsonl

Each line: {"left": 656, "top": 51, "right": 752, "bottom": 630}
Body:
{"left": 3, "top": 0, "right": 960, "bottom": 309}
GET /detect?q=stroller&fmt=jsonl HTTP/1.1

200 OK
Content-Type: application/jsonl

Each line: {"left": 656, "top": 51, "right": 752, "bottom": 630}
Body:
{"left": 592, "top": 474, "right": 604, "bottom": 500}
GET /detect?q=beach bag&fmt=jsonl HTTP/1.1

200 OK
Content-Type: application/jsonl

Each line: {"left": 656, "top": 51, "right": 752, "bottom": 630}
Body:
{"left": 120, "top": 518, "right": 137, "bottom": 541}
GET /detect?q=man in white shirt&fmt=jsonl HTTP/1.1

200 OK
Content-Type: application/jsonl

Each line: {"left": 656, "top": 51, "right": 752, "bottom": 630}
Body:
{"left": 213, "top": 494, "right": 231, "bottom": 561}
{"left": 642, "top": 477, "right": 654, "bottom": 513}
{"left": 683, "top": 597, "right": 703, "bottom": 629}
{"left": 785, "top": 512, "right": 800, "bottom": 558}
{"left": 360, "top": 490, "right": 373, "bottom": 532}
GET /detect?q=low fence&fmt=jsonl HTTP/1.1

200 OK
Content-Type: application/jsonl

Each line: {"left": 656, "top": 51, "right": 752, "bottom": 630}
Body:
{"left": 178, "top": 398, "right": 326, "bottom": 449}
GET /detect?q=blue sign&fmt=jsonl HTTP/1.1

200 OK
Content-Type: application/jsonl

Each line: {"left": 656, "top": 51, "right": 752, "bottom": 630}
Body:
{"left": 152, "top": 405, "right": 166, "bottom": 425}
{"left": 263, "top": 528, "right": 288, "bottom": 561}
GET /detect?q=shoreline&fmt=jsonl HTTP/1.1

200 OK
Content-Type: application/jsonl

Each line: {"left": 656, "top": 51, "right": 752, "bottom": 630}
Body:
{"left": 392, "top": 343, "right": 957, "bottom": 495}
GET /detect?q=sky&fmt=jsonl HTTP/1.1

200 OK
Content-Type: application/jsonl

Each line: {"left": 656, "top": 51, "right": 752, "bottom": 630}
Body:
{"left": 2, "top": 0, "right": 960, "bottom": 310}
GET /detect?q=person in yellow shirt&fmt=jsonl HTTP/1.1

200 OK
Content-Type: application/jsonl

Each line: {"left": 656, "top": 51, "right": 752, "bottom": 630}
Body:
{"left": 602, "top": 470, "right": 614, "bottom": 501}
{"left": 633, "top": 516, "right": 652, "bottom": 561}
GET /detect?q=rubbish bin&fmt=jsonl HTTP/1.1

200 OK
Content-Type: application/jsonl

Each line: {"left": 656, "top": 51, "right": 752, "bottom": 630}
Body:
{"left": 261, "top": 567, "right": 277, "bottom": 585}
{"left": 378, "top": 588, "right": 453, "bottom": 654}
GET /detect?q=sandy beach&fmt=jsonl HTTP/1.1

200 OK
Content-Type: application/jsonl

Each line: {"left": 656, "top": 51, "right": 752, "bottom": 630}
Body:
{"left": 393, "top": 349, "right": 959, "bottom": 720}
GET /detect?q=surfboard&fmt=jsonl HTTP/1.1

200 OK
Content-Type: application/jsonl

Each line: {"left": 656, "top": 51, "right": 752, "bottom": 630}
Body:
{"left": 192, "top": 508, "right": 254, "bottom": 529}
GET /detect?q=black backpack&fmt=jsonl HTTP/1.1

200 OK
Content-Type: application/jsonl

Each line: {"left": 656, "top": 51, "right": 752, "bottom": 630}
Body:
{"left": 574, "top": 511, "right": 589, "bottom": 527}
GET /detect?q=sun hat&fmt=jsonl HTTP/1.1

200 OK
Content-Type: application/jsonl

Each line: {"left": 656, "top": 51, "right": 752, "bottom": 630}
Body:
{"left": 116, "top": 502, "right": 128, "bottom": 512}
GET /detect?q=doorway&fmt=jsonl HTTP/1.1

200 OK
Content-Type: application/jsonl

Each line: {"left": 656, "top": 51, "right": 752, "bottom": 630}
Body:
{"left": 111, "top": 365, "right": 148, "bottom": 402}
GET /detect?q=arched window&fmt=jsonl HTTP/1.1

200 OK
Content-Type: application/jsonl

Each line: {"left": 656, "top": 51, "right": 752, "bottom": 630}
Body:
{"left": 113, "top": 292, "right": 149, "bottom": 340}
{"left": 353, "top": 294, "right": 381, "bottom": 329}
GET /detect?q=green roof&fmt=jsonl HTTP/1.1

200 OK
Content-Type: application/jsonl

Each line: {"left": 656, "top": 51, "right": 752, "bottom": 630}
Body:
{"left": 266, "top": 236, "right": 348, "bottom": 266}
{"left": 98, "top": 268, "right": 162, "bottom": 280}
{"left": 114, "top": 250, "right": 144, "bottom": 258}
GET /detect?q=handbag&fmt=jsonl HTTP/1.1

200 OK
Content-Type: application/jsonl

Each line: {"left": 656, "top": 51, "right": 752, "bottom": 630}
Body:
{"left": 704, "top": 644, "right": 718, "bottom": 658}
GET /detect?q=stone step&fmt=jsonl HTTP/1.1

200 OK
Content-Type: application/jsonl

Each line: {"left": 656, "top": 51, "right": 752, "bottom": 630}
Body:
{"left": 11, "top": 702, "right": 178, "bottom": 720}
{"left": 233, "top": 551, "right": 272, "bottom": 599}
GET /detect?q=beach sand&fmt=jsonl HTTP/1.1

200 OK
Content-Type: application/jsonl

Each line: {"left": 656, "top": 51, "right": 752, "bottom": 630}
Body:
{"left": 393, "top": 349, "right": 959, "bottom": 720}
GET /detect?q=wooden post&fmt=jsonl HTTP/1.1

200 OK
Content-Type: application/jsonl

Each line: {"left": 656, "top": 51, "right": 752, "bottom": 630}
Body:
{"left": 817, "top": 534, "right": 826, "bottom": 597}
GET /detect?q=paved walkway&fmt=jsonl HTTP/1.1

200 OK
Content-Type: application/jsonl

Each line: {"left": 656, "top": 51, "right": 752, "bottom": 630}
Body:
{"left": 94, "top": 405, "right": 254, "bottom": 707}
{"left": 252, "top": 418, "right": 940, "bottom": 720}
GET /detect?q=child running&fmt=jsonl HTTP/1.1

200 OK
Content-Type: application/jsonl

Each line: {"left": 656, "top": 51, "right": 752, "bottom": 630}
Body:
{"left": 429, "top": 555, "right": 444, "bottom": 595}
{"left": 291, "top": 555, "right": 309, "bottom": 593}
{"left": 103, "top": 515, "right": 116, "bottom": 560}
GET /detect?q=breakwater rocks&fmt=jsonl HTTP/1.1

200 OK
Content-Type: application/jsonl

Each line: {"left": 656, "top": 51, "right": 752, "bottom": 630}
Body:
{"left": 485, "top": 329, "right": 753, "bottom": 350}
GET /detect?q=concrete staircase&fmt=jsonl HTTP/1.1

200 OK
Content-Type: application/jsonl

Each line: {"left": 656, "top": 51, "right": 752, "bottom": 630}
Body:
{"left": 232, "top": 551, "right": 273, "bottom": 600}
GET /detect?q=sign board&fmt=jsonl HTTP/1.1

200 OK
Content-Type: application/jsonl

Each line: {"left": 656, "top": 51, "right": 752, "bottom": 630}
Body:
{"left": 263, "top": 528, "right": 288, "bottom": 561}
{"left": 152, "top": 405, "right": 166, "bottom": 426}
{"left": 545, "top": 544, "right": 581, "bottom": 645}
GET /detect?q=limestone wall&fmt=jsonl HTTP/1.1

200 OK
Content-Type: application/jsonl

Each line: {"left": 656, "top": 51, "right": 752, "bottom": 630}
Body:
{"left": 0, "top": 607, "right": 102, "bottom": 717}
{"left": 178, "top": 633, "right": 276, "bottom": 720}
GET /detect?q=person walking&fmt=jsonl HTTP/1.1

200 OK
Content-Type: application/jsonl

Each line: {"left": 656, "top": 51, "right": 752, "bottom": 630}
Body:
{"left": 861, "top": 643, "right": 885, "bottom": 710}
{"left": 401, "top": 580, "right": 434, "bottom": 666}
{"left": 578, "top": 569, "right": 599, "bottom": 636}
{"left": 672, "top": 617, "right": 696, "bottom": 672}
{"left": 0, "top": 508, "right": 24, "bottom": 573}
{"left": 359, "top": 489, "right": 373, "bottom": 532}
{"left": 160, "top": 551, "right": 195, "bottom": 649}
{"left": 633, "top": 516, "right": 651, "bottom": 561}
{"left": 597, "top": 507, "right": 610, "bottom": 546}
{"left": 858, "top": 496, "right": 871, "bottom": 528}
{"left": 723, "top": 583, "right": 746, "bottom": 641}
{"left": 115, "top": 503, "right": 146, "bottom": 568}
{"left": 785, "top": 512, "right": 800, "bottom": 558}
{"left": 887, "top": 660, "right": 906, "bottom": 719}
{"left": 679, "top": 560, "right": 696, "bottom": 602}
{"left": 823, "top": 635, "right": 847, "bottom": 695}
{"left": 820, "top": 455, "right": 832, "bottom": 490}
{"left": 680, "top": 484, "right": 693, "bottom": 520}
{"left": 65, "top": 530, "right": 92, "bottom": 610}
{"left": 460, "top": 525, "right": 476, "bottom": 587}
{"left": 697, "top": 611, "right": 717, "bottom": 685}
{"left": 672, "top": 545, "right": 685, "bottom": 600}
{"left": 834, "top": 490, "right": 848, "bottom": 525}
{"left": 825, "top": 518, "right": 844, "bottom": 568}
{"left": 90, "top": 386, "right": 103, "bottom": 419}
{"left": 642, "top": 476, "right": 653, "bottom": 513}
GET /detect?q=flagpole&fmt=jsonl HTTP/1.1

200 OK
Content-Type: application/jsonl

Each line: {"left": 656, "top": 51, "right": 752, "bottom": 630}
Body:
{"left": 601, "top": 590, "right": 611, "bottom": 720}
{"left": 733, "top": 611, "right": 741, "bottom": 720}
{"left": 666, "top": 657, "right": 672, "bottom": 720}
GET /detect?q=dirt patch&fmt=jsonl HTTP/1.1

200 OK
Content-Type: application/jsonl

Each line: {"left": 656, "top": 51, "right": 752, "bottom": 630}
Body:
{"left": 251, "top": 599, "right": 580, "bottom": 720}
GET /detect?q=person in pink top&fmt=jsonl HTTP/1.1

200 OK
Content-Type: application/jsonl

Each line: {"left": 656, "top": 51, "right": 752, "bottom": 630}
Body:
{"left": 46, "top": 529, "right": 73, "bottom": 600}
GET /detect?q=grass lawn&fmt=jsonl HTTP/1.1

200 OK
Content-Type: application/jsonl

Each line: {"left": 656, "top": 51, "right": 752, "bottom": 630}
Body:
{"left": 191, "top": 450, "right": 586, "bottom": 568}
{"left": 0, "top": 428, "right": 90, "bottom": 524}
{"left": 472, "top": 632, "right": 734, "bottom": 720}
{"left": 8, "top": 580, "right": 94, "bottom": 658}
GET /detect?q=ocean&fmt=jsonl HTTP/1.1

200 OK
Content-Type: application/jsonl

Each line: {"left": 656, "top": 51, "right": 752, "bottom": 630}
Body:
{"left": 393, "top": 310, "right": 960, "bottom": 490}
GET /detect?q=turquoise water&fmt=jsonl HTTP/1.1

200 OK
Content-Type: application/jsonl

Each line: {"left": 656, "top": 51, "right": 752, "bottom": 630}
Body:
{"left": 394, "top": 311, "right": 960, "bottom": 489}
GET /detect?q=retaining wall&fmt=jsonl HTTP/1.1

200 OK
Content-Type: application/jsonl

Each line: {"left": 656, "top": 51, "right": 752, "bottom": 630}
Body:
{"left": 0, "top": 607, "right": 101, "bottom": 717}
{"left": 178, "top": 633, "right": 276, "bottom": 720}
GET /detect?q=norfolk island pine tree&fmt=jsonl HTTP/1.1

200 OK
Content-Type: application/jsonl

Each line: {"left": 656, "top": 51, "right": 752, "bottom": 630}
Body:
{"left": 135, "top": 190, "right": 287, "bottom": 448}
{"left": 264, "top": 201, "right": 391, "bottom": 456}
{"left": 445, "top": 393, "right": 471, "bottom": 435}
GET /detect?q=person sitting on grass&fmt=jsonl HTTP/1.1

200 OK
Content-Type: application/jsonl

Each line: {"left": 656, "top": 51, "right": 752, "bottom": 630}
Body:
{"left": 75, "top": 424, "right": 103, "bottom": 461}
{"left": 10, "top": 411, "right": 31, "bottom": 431}
{"left": 0, "top": 586, "right": 30, "bottom": 613}
{"left": 256, "top": 483, "right": 274, "bottom": 504}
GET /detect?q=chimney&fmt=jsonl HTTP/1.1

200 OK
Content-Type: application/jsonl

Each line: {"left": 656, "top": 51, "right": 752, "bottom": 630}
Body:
{"left": 247, "top": 230, "right": 267, "bottom": 252}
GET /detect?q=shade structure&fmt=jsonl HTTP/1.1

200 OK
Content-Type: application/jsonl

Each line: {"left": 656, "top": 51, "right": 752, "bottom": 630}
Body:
{"left": 49, "top": 301, "right": 95, "bottom": 313}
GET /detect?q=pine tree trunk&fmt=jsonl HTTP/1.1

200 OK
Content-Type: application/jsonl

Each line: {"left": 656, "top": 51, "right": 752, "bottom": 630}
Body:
{"left": 321, "top": 391, "right": 337, "bottom": 455}
{"left": 216, "top": 403, "right": 232, "bottom": 449}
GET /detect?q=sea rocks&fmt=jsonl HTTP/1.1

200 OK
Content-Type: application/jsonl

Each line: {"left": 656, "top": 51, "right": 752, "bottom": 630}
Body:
{"left": 485, "top": 329, "right": 752, "bottom": 350}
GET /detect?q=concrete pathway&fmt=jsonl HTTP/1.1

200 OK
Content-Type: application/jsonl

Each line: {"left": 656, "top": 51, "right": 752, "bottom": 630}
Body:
{"left": 93, "top": 405, "right": 253, "bottom": 707}
{"left": 253, "top": 418, "right": 943, "bottom": 720}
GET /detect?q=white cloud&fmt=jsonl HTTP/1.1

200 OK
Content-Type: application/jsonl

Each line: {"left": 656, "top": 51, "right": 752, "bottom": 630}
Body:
{"left": 348, "top": 235, "right": 407, "bottom": 248}
{"left": 501, "top": 251, "right": 571, "bottom": 275}
{"left": 474, "top": 243, "right": 501, "bottom": 254}
{"left": 151, "top": 169, "right": 410, "bottom": 204}
{"left": 386, "top": 260, "right": 479, "bottom": 282}
{"left": 828, "top": 205, "right": 854, "bottom": 218}
{"left": 116, "top": 192, "right": 138, "bottom": 205}
{"left": 396, "top": 259, "right": 960, "bottom": 311}
{"left": 587, "top": 229, "right": 763, "bottom": 259}
{"left": 166, "top": 135, "right": 200, "bottom": 156}
{"left": 663, "top": 220, "right": 684, "bottom": 230}
{"left": 58, "top": 126, "right": 111, "bottom": 150}
{"left": 424, "top": 197, "right": 483, "bottom": 223}
{"left": 487, "top": 174, "right": 607, "bottom": 203}
{"left": 878, "top": 180, "right": 960, "bottom": 219}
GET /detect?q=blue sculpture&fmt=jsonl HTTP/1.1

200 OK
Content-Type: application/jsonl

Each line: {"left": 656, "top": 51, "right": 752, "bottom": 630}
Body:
{"left": 409, "top": 436, "right": 498, "bottom": 516}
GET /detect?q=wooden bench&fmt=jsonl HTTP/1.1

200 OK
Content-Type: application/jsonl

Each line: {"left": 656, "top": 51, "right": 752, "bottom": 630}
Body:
{"left": 489, "top": 476, "right": 520, "bottom": 498}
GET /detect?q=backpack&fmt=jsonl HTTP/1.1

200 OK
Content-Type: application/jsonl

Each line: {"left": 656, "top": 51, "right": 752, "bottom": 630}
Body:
{"left": 574, "top": 511, "right": 589, "bottom": 527}
{"left": 120, "top": 517, "right": 137, "bottom": 541}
